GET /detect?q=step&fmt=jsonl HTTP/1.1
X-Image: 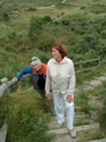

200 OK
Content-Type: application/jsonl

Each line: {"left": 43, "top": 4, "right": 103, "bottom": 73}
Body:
{"left": 86, "top": 138, "right": 106, "bottom": 142}
{"left": 93, "top": 76, "right": 106, "bottom": 81}
{"left": 82, "top": 80, "right": 102, "bottom": 87}
{"left": 51, "top": 134, "right": 74, "bottom": 142}
{"left": 47, "top": 118, "right": 93, "bottom": 129}
{"left": 53, "top": 114, "right": 90, "bottom": 120}
{"left": 0, "top": 122, "right": 8, "bottom": 142}
{"left": 47, "top": 123, "right": 100, "bottom": 135}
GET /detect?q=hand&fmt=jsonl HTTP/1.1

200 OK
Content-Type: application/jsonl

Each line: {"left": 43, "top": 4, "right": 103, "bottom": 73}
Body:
{"left": 66, "top": 94, "right": 73, "bottom": 103}
{"left": 45, "top": 93, "right": 53, "bottom": 99}
{"left": 12, "top": 77, "right": 18, "bottom": 81}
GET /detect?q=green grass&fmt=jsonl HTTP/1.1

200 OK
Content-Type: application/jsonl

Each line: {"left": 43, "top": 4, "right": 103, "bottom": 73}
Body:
{"left": 77, "top": 128, "right": 106, "bottom": 142}
{"left": 0, "top": 89, "right": 53, "bottom": 142}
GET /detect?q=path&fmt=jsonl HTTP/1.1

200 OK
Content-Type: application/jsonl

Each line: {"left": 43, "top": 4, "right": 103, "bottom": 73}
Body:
{"left": 37, "top": 0, "right": 67, "bottom": 10}
{"left": 47, "top": 75, "right": 106, "bottom": 142}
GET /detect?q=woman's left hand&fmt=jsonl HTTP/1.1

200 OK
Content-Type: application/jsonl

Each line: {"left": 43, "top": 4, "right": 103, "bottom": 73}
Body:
{"left": 66, "top": 94, "right": 73, "bottom": 103}
{"left": 45, "top": 93, "right": 53, "bottom": 99}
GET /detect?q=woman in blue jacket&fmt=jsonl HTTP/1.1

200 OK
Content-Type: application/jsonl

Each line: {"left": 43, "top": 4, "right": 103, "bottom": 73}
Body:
{"left": 13, "top": 57, "right": 54, "bottom": 115}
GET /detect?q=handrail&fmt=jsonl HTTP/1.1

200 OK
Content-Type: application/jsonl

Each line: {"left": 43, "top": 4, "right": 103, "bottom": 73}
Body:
{"left": 74, "top": 57, "right": 100, "bottom": 74}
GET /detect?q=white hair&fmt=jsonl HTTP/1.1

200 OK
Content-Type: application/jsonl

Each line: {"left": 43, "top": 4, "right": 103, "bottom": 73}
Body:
{"left": 30, "top": 57, "right": 42, "bottom": 66}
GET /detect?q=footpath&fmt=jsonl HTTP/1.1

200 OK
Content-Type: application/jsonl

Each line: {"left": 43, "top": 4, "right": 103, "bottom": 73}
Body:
{"left": 47, "top": 75, "right": 106, "bottom": 142}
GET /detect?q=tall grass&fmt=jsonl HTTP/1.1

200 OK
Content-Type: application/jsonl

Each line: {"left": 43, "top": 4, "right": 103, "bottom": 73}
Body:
{"left": 97, "top": 82, "right": 106, "bottom": 129}
{"left": 0, "top": 89, "right": 52, "bottom": 142}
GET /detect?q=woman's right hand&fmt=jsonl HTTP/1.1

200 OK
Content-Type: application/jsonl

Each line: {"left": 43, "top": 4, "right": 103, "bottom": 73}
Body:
{"left": 12, "top": 77, "right": 18, "bottom": 81}
{"left": 45, "top": 93, "right": 53, "bottom": 99}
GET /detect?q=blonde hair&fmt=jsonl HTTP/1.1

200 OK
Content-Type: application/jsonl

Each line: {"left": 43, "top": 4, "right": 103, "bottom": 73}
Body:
{"left": 51, "top": 41, "right": 68, "bottom": 58}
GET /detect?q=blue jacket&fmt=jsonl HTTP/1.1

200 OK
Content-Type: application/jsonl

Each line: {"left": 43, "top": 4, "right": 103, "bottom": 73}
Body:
{"left": 16, "top": 63, "right": 47, "bottom": 92}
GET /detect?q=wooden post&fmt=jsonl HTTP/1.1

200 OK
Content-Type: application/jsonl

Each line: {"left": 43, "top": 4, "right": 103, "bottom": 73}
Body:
{"left": 99, "top": 57, "right": 101, "bottom": 72}
{"left": 1, "top": 78, "right": 10, "bottom": 95}
{"left": 80, "top": 60, "right": 82, "bottom": 80}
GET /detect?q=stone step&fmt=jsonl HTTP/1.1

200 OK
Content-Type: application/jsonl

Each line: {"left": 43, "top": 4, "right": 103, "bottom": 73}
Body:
{"left": 47, "top": 118, "right": 93, "bottom": 129}
{"left": 93, "top": 76, "right": 106, "bottom": 81}
{"left": 0, "top": 122, "right": 7, "bottom": 142}
{"left": 51, "top": 134, "right": 74, "bottom": 142}
{"left": 47, "top": 123, "right": 100, "bottom": 135}
{"left": 82, "top": 80, "right": 102, "bottom": 87}
{"left": 86, "top": 138, "right": 106, "bottom": 142}
{"left": 100, "top": 72, "right": 106, "bottom": 76}
{"left": 53, "top": 114, "right": 90, "bottom": 120}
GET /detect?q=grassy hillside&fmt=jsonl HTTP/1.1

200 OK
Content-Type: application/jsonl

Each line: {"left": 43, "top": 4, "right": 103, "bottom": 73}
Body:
{"left": 2, "top": 0, "right": 62, "bottom": 7}
{"left": 0, "top": 0, "right": 106, "bottom": 80}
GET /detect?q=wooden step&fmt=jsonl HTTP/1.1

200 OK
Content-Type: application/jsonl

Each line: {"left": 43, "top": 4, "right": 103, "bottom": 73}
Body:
{"left": 47, "top": 123, "right": 100, "bottom": 135}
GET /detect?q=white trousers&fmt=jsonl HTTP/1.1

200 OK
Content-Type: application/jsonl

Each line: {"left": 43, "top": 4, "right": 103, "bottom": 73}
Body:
{"left": 53, "top": 93, "right": 74, "bottom": 130}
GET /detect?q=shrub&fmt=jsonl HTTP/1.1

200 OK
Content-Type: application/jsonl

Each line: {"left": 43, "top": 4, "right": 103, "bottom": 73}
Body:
{"left": 61, "top": 19, "right": 70, "bottom": 26}
{"left": 28, "top": 16, "right": 44, "bottom": 37}
{"left": 73, "top": 54, "right": 85, "bottom": 62}
{"left": 1, "top": 12, "right": 9, "bottom": 21}
{"left": 27, "top": 8, "right": 36, "bottom": 11}
{"left": 42, "top": 16, "right": 52, "bottom": 23}
{"left": 84, "top": 49, "right": 97, "bottom": 60}
{"left": 4, "top": 44, "right": 14, "bottom": 52}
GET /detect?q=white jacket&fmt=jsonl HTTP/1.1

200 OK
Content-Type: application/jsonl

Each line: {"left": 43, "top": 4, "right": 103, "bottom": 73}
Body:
{"left": 45, "top": 57, "right": 76, "bottom": 95}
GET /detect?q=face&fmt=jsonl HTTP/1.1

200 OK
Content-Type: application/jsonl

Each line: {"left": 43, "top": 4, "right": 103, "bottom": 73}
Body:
{"left": 31, "top": 62, "right": 42, "bottom": 71}
{"left": 52, "top": 47, "right": 62, "bottom": 60}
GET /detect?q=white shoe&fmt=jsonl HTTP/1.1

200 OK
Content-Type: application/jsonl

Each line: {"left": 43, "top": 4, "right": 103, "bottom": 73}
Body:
{"left": 69, "top": 128, "right": 77, "bottom": 138}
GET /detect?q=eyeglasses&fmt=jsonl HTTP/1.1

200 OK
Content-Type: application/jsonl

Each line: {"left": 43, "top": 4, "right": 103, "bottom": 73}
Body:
{"left": 30, "top": 59, "right": 37, "bottom": 63}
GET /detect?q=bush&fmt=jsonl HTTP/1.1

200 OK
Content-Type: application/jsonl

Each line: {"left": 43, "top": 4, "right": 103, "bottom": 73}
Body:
{"left": 61, "top": 19, "right": 70, "bottom": 26}
{"left": 84, "top": 49, "right": 97, "bottom": 60}
{"left": 27, "top": 8, "right": 36, "bottom": 11}
{"left": 0, "top": 12, "right": 9, "bottom": 21}
{"left": 28, "top": 16, "right": 44, "bottom": 37}
{"left": 4, "top": 44, "right": 14, "bottom": 52}
{"left": 43, "top": 16, "right": 52, "bottom": 23}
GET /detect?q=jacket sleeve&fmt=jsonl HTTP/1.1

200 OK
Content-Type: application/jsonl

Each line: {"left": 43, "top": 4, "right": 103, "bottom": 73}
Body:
{"left": 45, "top": 62, "right": 51, "bottom": 94}
{"left": 68, "top": 61, "right": 76, "bottom": 96}
{"left": 16, "top": 66, "right": 32, "bottom": 81}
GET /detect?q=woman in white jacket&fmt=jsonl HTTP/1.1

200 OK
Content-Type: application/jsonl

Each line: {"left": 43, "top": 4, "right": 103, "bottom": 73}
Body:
{"left": 45, "top": 41, "right": 76, "bottom": 138}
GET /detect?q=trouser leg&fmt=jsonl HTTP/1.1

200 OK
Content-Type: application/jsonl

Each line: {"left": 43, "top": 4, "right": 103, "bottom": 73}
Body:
{"left": 64, "top": 93, "right": 74, "bottom": 130}
{"left": 53, "top": 93, "right": 64, "bottom": 124}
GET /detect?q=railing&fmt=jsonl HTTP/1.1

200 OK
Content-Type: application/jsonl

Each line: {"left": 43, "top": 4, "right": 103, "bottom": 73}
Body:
{"left": 74, "top": 57, "right": 100, "bottom": 78}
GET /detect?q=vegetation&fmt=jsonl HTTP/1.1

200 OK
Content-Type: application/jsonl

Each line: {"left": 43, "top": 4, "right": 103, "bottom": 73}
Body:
{"left": 97, "top": 82, "right": 106, "bottom": 129}
{"left": 0, "top": 89, "right": 52, "bottom": 142}
{"left": 0, "top": 0, "right": 106, "bottom": 141}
